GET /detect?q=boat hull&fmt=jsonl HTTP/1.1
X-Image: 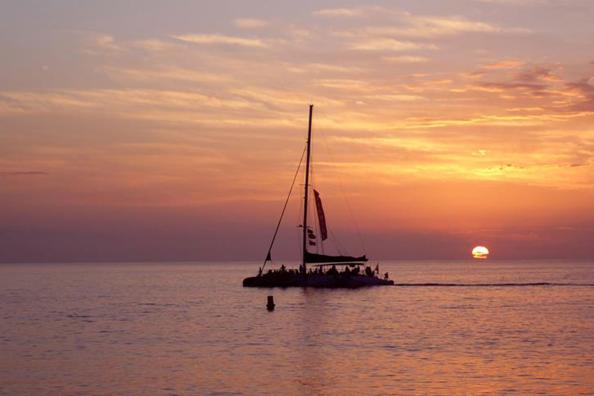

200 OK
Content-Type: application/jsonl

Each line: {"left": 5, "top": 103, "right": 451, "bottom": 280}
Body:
{"left": 243, "top": 273, "right": 394, "bottom": 288}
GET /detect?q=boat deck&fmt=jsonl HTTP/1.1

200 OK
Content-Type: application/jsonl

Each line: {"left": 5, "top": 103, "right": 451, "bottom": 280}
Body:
{"left": 243, "top": 273, "right": 394, "bottom": 288}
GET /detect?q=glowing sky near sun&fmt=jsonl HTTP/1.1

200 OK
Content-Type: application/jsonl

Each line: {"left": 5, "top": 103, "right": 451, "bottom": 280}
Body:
{"left": 1, "top": 1, "right": 593, "bottom": 262}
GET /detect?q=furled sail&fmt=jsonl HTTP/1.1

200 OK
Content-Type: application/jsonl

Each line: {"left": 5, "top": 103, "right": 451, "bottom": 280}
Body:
{"left": 304, "top": 251, "right": 368, "bottom": 263}
{"left": 313, "top": 189, "right": 328, "bottom": 241}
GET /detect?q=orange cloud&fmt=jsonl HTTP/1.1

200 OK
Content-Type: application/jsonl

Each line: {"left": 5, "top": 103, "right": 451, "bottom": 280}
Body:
{"left": 233, "top": 18, "right": 269, "bottom": 29}
{"left": 171, "top": 33, "right": 267, "bottom": 48}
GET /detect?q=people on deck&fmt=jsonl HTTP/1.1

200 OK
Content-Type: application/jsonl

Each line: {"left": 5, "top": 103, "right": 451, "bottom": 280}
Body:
{"left": 260, "top": 263, "right": 388, "bottom": 280}
{"left": 327, "top": 265, "right": 339, "bottom": 275}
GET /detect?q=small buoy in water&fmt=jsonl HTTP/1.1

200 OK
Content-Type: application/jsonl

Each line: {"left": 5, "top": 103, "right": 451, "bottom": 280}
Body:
{"left": 266, "top": 295, "right": 275, "bottom": 311}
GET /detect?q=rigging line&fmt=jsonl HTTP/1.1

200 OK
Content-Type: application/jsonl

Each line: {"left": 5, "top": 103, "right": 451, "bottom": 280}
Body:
{"left": 313, "top": 107, "right": 350, "bottom": 256}
{"left": 328, "top": 229, "right": 347, "bottom": 256}
{"left": 296, "top": 185, "right": 303, "bottom": 262}
{"left": 309, "top": 146, "right": 321, "bottom": 254}
{"left": 262, "top": 144, "right": 307, "bottom": 271}
{"left": 316, "top": 111, "right": 368, "bottom": 254}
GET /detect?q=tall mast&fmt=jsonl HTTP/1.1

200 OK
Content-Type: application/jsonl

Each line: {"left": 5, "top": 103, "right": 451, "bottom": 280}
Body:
{"left": 302, "top": 104, "right": 313, "bottom": 273}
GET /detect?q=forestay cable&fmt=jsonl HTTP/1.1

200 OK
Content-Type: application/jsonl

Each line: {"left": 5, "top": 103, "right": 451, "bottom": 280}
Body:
{"left": 262, "top": 144, "right": 307, "bottom": 271}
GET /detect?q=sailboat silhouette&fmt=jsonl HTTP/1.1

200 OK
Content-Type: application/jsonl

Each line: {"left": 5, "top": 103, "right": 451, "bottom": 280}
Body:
{"left": 243, "top": 105, "right": 394, "bottom": 288}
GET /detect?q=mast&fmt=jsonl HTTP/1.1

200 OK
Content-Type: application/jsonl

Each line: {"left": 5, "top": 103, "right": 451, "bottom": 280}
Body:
{"left": 302, "top": 104, "right": 313, "bottom": 273}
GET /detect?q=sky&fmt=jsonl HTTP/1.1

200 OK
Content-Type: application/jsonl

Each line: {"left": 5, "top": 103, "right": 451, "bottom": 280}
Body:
{"left": 1, "top": 0, "right": 594, "bottom": 262}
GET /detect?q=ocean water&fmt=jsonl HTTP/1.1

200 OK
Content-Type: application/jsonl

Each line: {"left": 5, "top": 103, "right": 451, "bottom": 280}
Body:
{"left": 1, "top": 260, "right": 593, "bottom": 395}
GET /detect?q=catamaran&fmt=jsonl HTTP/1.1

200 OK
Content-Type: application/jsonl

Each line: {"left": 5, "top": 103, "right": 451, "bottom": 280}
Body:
{"left": 243, "top": 105, "right": 394, "bottom": 288}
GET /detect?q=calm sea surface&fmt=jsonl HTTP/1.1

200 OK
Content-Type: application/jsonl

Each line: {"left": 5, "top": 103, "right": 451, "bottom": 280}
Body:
{"left": 1, "top": 260, "right": 593, "bottom": 395}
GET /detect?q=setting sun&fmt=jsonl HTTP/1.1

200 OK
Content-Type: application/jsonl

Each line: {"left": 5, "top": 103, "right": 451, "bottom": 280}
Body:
{"left": 472, "top": 246, "right": 490, "bottom": 260}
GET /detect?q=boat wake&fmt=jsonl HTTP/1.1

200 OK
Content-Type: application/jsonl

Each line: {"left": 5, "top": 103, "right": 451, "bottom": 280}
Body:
{"left": 395, "top": 282, "right": 594, "bottom": 287}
